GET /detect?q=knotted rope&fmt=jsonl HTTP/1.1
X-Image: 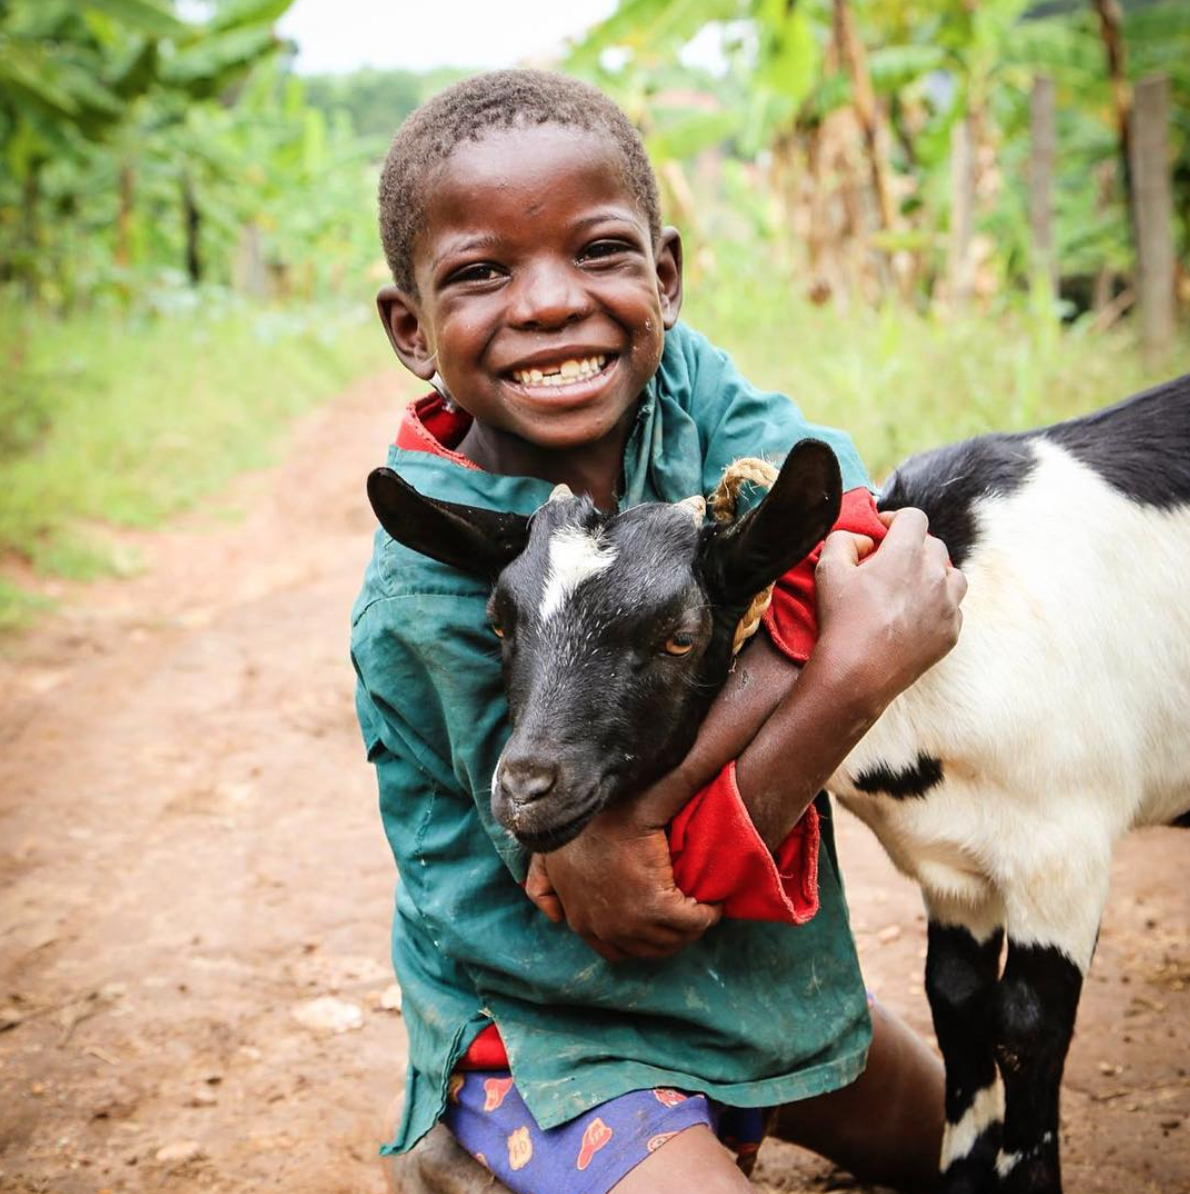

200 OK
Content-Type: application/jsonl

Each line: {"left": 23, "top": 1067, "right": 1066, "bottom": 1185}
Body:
{"left": 708, "top": 458, "right": 780, "bottom": 656}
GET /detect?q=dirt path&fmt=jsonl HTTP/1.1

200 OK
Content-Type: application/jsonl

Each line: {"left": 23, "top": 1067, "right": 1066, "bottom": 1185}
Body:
{"left": 1, "top": 374, "right": 1187, "bottom": 1193}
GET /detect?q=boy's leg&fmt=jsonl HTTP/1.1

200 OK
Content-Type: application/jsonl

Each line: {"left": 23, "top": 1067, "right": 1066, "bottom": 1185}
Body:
{"left": 383, "top": 1123, "right": 511, "bottom": 1193}
{"left": 769, "top": 998, "right": 944, "bottom": 1193}
{"left": 608, "top": 1125, "right": 754, "bottom": 1193}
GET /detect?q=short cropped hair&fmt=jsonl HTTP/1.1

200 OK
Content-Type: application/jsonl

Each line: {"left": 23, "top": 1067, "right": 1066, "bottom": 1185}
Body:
{"left": 378, "top": 69, "right": 662, "bottom": 293}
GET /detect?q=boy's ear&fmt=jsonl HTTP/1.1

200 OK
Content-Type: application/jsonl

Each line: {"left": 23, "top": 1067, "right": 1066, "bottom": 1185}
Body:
{"left": 368, "top": 467, "right": 530, "bottom": 579}
{"left": 655, "top": 227, "right": 683, "bottom": 330}
{"left": 700, "top": 440, "right": 842, "bottom": 608}
{"left": 377, "top": 285, "right": 437, "bottom": 380}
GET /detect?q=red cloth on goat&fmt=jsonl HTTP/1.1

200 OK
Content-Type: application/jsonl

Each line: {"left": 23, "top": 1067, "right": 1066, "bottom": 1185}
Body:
{"left": 762, "top": 487, "right": 890, "bottom": 665}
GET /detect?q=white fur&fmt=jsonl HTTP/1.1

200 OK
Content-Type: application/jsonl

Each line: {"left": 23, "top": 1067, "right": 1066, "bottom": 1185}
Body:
{"left": 833, "top": 439, "right": 1190, "bottom": 972}
{"left": 538, "top": 527, "right": 617, "bottom": 622}
{"left": 941, "top": 1081, "right": 1004, "bottom": 1168}
{"left": 996, "top": 1149, "right": 1021, "bottom": 1178}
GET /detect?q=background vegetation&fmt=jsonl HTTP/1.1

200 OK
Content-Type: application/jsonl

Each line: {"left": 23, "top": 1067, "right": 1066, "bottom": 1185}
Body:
{"left": 1, "top": 0, "right": 1187, "bottom": 628}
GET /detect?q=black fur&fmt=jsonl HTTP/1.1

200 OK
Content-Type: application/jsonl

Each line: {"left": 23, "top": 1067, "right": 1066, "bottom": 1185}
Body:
{"left": 926, "top": 922, "right": 1006, "bottom": 1194}
{"left": 993, "top": 942, "right": 1084, "bottom": 1194}
{"left": 853, "top": 753, "right": 944, "bottom": 799}
{"left": 1171, "top": 809, "right": 1190, "bottom": 828}
{"left": 879, "top": 434, "right": 1036, "bottom": 567}
{"left": 1044, "top": 373, "right": 1190, "bottom": 511}
{"left": 879, "top": 372, "right": 1190, "bottom": 567}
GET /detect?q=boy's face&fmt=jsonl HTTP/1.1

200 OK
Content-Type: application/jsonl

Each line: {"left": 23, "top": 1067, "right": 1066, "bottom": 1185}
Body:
{"left": 379, "top": 124, "right": 682, "bottom": 453}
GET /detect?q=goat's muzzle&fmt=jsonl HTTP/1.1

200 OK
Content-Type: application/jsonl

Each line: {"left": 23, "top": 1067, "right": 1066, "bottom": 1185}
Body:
{"left": 493, "top": 752, "right": 606, "bottom": 853}
{"left": 498, "top": 757, "right": 558, "bottom": 806}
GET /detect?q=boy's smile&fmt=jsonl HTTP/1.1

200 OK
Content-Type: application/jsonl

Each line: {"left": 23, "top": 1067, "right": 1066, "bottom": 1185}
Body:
{"left": 379, "top": 124, "right": 682, "bottom": 488}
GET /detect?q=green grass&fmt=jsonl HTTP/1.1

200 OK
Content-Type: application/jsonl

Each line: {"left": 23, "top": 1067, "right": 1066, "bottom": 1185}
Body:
{"left": 0, "top": 298, "right": 392, "bottom": 627}
{"left": 684, "top": 261, "right": 1190, "bottom": 481}
{"left": 0, "top": 578, "right": 54, "bottom": 634}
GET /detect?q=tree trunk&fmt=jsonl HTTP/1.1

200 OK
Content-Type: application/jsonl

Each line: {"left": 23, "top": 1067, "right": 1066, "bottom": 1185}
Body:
{"left": 1129, "top": 74, "right": 1175, "bottom": 365}
{"left": 832, "top": 0, "right": 895, "bottom": 235}
{"left": 20, "top": 163, "right": 42, "bottom": 299}
{"left": 1029, "top": 76, "right": 1058, "bottom": 303}
{"left": 183, "top": 173, "right": 202, "bottom": 285}
{"left": 947, "top": 115, "right": 975, "bottom": 307}
{"left": 116, "top": 163, "right": 135, "bottom": 270}
{"left": 234, "top": 222, "right": 270, "bottom": 300}
{"left": 1093, "top": 0, "right": 1135, "bottom": 237}
{"left": 803, "top": 122, "right": 832, "bottom": 305}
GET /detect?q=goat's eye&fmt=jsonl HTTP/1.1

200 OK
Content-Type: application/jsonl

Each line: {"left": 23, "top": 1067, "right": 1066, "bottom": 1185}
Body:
{"left": 490, "top": 621, "right": 506, "bottom": 639}
{"left": 663, "top": 632, "right": 695, "bottom": 657}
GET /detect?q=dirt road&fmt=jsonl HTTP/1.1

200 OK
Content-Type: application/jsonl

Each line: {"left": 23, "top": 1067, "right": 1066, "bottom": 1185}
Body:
{"left": 1, "top": 374, "right": 1187, "bottom": 1193}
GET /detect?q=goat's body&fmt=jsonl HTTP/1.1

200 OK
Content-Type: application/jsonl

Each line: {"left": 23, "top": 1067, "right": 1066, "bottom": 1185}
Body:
{"left": 836, "top": 433, "right": 1190, "bottom": 941}
{"left": 828, "top": 376, "right": 1190, "bottom": 1192}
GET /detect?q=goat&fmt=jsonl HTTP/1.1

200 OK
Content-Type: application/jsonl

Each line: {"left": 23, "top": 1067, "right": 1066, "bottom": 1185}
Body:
{"left": 367, "top": 372, "right": 1190, "bottom": 1194}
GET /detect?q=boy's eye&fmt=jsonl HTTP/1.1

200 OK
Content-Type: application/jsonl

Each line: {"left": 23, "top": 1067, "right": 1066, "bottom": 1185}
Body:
{"left": 579, "top": 240, "right": 632, "bottom": 263}
{"left": 448, "top": 262, "right": 503, "bottom": 285}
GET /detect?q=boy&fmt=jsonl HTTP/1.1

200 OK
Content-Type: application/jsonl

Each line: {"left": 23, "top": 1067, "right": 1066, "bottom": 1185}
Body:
{"left": 353, "top": 70, "right": 964, "bottom": 1193}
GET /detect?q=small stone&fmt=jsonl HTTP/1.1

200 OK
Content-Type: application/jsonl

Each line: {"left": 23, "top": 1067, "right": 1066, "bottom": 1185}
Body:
{"left": 375, "top": 984, "right": 403, "bottom": 1013}
{"left": 155, "top": 1140, "right": 203, "bottom": 1165}
{"left": 188, "top": 1088, "right": 217, "bottom": 1108}
{"left": 292, "top": 996, "right": 363, "bottom": 1034}
{"left": 876, "top": 925, "right": 902, "bottom": 945}
{"left": 0, "top": 1007, "right": 23, "bottom": 1032}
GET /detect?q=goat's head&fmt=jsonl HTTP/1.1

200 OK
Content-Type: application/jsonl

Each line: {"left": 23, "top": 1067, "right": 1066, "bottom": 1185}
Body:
{"left": 367, "top": 440, "right": 841, "bottom": 852}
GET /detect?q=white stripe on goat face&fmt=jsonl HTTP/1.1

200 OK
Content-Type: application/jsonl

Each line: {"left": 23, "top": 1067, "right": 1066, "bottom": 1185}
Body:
{"left": 538, "top": 525, "right": 617, "bottom": 622}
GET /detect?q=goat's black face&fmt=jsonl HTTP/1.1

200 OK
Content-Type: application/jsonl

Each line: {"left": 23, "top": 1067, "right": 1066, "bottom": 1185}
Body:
{"left": 367, "top": 439, "right": 842, "bottom": 852}
{"left": 487, "top": 498, "right": 724, "bottom": 850}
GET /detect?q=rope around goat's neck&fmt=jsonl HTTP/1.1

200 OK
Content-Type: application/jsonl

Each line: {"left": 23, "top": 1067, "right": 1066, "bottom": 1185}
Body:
{"left": 709, "top": 458, "right": 780, "bottom": 656}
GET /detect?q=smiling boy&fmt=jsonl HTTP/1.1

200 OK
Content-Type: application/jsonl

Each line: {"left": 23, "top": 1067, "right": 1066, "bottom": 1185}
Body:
{"left": 354, "top": 70, "right": 963, "bottom": 1193}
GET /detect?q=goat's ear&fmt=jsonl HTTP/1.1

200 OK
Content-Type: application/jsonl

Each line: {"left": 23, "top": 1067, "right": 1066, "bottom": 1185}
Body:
{"left": 367, "top": 467, "right": 530, "bottom": 579}
{"left": 701, "top": 440, "right": 842, "bottom": 607}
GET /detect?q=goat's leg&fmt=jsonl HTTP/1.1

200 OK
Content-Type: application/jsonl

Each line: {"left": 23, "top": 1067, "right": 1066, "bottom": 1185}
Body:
{"left": 992, "top": 855, "right": 1108, "bottom": 1194}
{"left": 924, "top": 891, "right": 1005, "bottom": 1194}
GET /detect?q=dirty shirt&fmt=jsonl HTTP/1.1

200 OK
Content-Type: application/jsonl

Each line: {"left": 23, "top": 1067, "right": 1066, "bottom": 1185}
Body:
{"left": 350, "top": 321, "right": 874, "bottom": 1155}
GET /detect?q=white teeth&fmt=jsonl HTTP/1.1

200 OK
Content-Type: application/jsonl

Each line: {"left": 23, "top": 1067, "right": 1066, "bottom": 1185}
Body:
{"left": 513, "top": 355, "right": 607, "bottom": 387}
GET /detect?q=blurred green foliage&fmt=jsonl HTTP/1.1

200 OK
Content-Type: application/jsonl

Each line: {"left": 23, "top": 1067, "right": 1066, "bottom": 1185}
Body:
{"left": 683, "top": 245, "right": 1190, "bottom": 481}
{"left": 568, "top": 0, "right": 1190, "bottom": 311}
{"left": 0, "top": 0, "right": 384, "bottom": 308}
{"left": 0, "top": 296, "right": 391, "bottom": 627}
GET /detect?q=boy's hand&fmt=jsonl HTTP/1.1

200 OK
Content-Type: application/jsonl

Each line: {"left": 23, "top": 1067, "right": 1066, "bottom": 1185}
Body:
{"left": 814, "top": 509, "right": 966, "bottom": 712}
{"left": 525, "top": 798, "right": 721, "bottom": 963}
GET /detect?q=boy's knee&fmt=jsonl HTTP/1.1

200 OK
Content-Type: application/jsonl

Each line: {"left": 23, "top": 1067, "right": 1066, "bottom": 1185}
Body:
{"left": 382, "top": 1123, "right": 509, "bottom": 1194}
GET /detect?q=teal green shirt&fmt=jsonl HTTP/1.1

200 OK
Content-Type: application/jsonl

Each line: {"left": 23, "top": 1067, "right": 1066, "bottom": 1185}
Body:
{"left": 351, "top": 322, "right": 874, "bottom": 1154}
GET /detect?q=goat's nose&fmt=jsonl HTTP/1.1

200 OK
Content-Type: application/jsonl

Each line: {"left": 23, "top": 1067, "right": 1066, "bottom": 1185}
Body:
{"left": 499, "top": 757, "right": 558, "bottom": 805}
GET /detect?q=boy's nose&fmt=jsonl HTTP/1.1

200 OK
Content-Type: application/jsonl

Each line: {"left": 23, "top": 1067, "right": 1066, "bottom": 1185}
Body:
{"left": 507, "top": 263, "right": 591, "bottom": 329}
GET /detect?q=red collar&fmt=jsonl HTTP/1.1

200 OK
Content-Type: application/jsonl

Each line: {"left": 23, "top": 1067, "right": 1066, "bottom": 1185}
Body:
{"left": 395, "top": 393, "right": 481, "bottom": 471}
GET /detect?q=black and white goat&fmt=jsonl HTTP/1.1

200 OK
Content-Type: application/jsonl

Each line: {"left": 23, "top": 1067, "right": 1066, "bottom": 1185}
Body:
{"left": 367, "top": 372, "right": 1190, "bottom": 1194}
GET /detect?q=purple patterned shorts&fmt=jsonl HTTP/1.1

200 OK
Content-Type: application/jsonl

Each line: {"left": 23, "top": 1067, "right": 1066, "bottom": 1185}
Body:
{"left": 441, "top": 1070, "right": 765, "bottom": 1194}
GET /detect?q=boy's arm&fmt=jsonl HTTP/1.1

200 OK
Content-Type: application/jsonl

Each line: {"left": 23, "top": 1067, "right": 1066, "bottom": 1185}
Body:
{"left": 528, "top": 509, "right": 965, "bottom": 961}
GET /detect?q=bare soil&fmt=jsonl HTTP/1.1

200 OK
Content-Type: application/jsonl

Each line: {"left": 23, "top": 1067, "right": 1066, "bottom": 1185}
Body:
{"left": 1, "top": 373, "right": 1187, "bottom": 1194}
